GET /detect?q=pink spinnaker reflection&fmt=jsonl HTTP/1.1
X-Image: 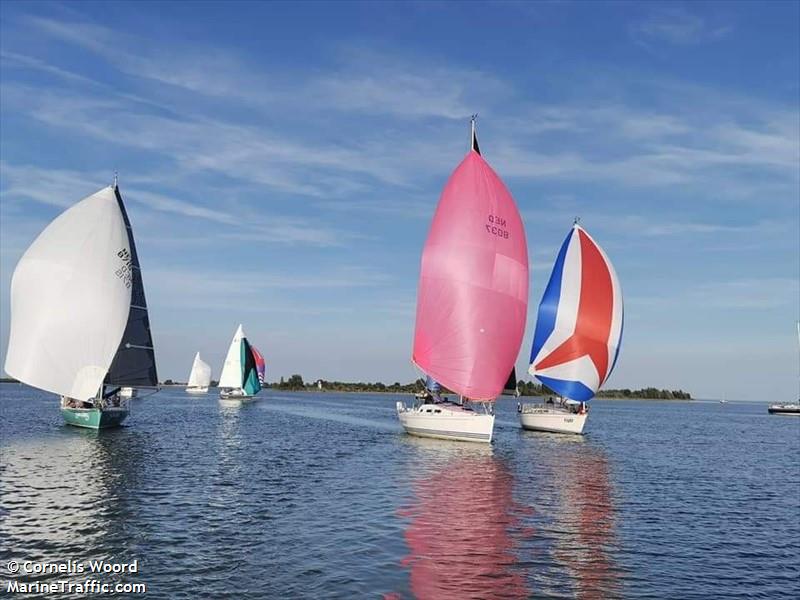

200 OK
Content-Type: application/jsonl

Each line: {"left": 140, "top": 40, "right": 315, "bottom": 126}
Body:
{"left": 399, "top": 454, "right": 528, "bottom": 600}
{"left": 412, "top": 149, "right": 529, "bottom": 400}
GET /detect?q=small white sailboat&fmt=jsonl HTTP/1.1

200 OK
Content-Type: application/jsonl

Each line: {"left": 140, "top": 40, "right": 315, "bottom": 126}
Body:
{"left": 185, "top": 352, "right": 212, "bottom": 394}
{"left": 218, "top": 324, "right": 263, "bottom": 403}
{"left": 4, "top": 182, "right": 158, "bottom": 428}
{"left": 519, "top": 221, "right": 623, "bottom": 434}
{"left": 397, "top": 117, "right": 529, "bottom": 443}
{"left": 120, "top": 387, "right": 137, "bottom": 398}
{"left": 768, "top": 321, "right": 800, "bottom": 416}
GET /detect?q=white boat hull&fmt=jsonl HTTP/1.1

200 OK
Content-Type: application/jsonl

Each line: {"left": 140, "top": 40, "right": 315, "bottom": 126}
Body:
{"left": 185, "top": 386, "right": 209, "bottom": 394}
{"left": 396, "top": 401, "right": 494, "bottom": 443}
{"left": 119, "top": 387, "right": 137, "bottom": 398}
{"left": 219, "top": 388, "right": 257, "bottom": 404}
{"left": 768, "top": 403, "right": 800, "bottom": 415}
{"left": 519, "top": 404, "right": 587, "bottom": 434}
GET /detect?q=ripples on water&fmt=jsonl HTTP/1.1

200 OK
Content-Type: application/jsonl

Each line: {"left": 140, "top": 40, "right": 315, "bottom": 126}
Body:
{"left": 1, "top": 386, "right": 798, "bottom": 599}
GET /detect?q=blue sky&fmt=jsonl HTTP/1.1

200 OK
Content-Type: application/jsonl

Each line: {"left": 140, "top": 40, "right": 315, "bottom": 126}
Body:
{"left": 1, "top": 0, "right": 798, "bottom": 401}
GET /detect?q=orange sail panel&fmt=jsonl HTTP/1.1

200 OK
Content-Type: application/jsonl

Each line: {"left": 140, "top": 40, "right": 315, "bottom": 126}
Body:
{"left": 412, "top": 149, "right": 528, "bottom": 400}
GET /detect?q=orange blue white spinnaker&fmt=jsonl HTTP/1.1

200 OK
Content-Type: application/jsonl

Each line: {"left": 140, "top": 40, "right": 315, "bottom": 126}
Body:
{"left": 529, "top": 224, "right": 623, "bottom": 402}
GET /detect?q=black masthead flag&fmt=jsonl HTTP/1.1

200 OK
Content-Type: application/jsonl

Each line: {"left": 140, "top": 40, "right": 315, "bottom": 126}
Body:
{"left": 471, "top": 114, "right": 481, "bottom": 155}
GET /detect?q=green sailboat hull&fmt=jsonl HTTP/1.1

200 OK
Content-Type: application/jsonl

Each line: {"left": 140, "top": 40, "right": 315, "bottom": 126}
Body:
{"left": 61, "top": 407, "right": 128, "bottom": 429}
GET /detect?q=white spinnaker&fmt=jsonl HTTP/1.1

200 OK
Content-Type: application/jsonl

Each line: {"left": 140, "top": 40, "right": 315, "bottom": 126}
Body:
{"left": 4, "top": 186, "right": 131, "bottom": 400}
{"left": 187, "top": 352, "right": 212, "bottom": 388}
{"left": 218, "top": 325, "right": 245, "bottom": 388}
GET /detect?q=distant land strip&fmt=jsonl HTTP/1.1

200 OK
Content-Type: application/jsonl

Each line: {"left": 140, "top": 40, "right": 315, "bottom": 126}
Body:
{"left": 1, "top": 376, "right": 691, "bottom": 400}
{"left": 156, "top": 375, "right": 692, "bottom": 400}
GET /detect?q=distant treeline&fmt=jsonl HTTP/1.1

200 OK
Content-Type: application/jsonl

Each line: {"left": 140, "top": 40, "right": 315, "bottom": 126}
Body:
{"left": 4, "top": 375, "right": 690, "bottom": 400}
{"left": 162, "top": 379, "right": 219, "bottom": 387}
{"left": 270, "top": 375, "right": 692, "bottom": 400}
{"left": 273, "top": 375, "right": 422, "bottom": 393}
{"left": 596, "top": 387, "right": 691, "bottom": 400}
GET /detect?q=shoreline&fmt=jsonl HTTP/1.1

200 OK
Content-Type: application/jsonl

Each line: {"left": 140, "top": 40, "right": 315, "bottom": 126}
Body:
{"left": 0, "top": 381, "right": 694, "bottom": 401}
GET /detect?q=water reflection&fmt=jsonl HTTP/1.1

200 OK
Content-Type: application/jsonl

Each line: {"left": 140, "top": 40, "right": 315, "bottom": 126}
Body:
{"left": 0, "top": 426, "right": 148, "bottom": 591}
{"left": 560, "top": 449, "right": 619, "bottom": 600}
{"left": 398, "top": 438, "right": 528, "bottom": 599}
{"left": 516, "top": 434, "right": 620, "bottom": 598}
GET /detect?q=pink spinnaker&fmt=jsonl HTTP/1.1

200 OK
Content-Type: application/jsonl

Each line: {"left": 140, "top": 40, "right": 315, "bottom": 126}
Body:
{"left": 412, "top": 149, "right": 529, "bottom": 400}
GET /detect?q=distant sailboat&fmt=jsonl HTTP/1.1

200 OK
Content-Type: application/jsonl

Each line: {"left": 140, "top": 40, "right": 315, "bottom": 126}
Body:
{"left": 397, "top": 117, "right": 529, "bottom": 443}
{"left": 218, "top": 324, "right": 262, "bottom": 402}
{"left": 186, "top": 352, "right": 212, "bottom": 394}
{"left": 768, "top": 321, "right": 800, "bottom": 415}
{"left": 519, "top": 222, "right": 623, "bottom": 434}
{"left": 4, "top": 182, "right": 158, "bottom": 428}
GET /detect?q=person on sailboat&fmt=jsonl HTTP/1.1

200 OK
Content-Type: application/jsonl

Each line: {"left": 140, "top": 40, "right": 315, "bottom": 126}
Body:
{"left": 421, "top": 375, "right": 443, "bottom": 404}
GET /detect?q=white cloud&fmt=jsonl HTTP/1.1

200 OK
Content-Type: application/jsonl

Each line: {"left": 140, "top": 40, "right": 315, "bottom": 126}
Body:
{"left": 0, "top": 161, "right": 110, "bottom": 208}
{"left": 631, "top": 277, "right": 800, "bottom": 311}
{"left": 631, "top": 6, "right": 733, "bottom": 46}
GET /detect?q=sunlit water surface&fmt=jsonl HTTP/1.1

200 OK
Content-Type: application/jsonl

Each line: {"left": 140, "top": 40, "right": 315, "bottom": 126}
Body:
{"left": 1, "top": 386, "right": 798, "bottom": 599}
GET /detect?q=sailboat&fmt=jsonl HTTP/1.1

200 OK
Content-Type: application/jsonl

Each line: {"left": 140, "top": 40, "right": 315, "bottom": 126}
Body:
{"left": 4, "top": 182, "right": 158, "bottom": 429}
{"left": 396, "top": 117, "right": 529, "bottom": 443}
{"left": 519, "top": 222, "right": 623, "bottom": 434}
{"left": 218, "top": 324, "right": 262, "bottom": 402}
{"left": 185, "top": 352, "right": 212, "bottom": 394}
{"left": 768, "top": 321, "right": 800, "bottom": 415}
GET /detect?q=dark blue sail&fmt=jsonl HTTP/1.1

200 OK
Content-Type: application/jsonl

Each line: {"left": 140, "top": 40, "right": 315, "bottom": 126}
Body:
{"left": 105, "top": 185, "right": 158, "bottom": 387}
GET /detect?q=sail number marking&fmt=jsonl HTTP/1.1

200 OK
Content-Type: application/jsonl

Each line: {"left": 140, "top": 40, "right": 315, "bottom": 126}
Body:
{"left": 115, "top": 248, "right": 133, "bottom": 288}
{"left": 485, "top": 214, "right": 509, "bottom": 239}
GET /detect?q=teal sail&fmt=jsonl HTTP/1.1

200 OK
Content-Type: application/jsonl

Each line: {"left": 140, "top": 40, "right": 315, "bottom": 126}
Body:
{"left": 241, "top": 338, "right": 262, "bottom": 396}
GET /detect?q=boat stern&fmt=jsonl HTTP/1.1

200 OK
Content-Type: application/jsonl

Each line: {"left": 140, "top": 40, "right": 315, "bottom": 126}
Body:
{"left": 518, "top": 403, "right": 588, "bottom": 434}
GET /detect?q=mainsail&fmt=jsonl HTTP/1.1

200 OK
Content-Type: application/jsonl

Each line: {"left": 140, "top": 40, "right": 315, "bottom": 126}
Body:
{"left": 187, "top": 352, "right": 212, "bottom": 388}
{"left": 412, "top": 120, "right": 529, "bottom": 400}
{"left": 219, "top": 325, "right": 246, "bottom": 389}
{"left": 105, "top": 185, "right": 158, "bottom": 388}
{"left": 503, "top": 367, "right": 518, "bottom": 395}
{"left": 529, "top": 224, "right": 623, "bottom": 401}
{"left": 4, "top": 187, "right": 132, "bottom": 400}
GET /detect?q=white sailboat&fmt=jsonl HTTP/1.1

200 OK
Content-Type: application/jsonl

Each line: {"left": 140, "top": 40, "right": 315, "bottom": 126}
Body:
{"left": 218, "top": 324, "right": 263, "bottom": 403}
{"left": 768, "top": 321, "right": 800, "bottom": 415}
{"left": 185, "top": 352, "right": 211, "bottom": 394}
{"left": 4, "top": 182, "right": 158, "bottom": 428}
{"left": 396, "top": 117, "right": 529, "bottom": 443}
{"left": 519, "top": 222, "right": 623, "bottom": 435}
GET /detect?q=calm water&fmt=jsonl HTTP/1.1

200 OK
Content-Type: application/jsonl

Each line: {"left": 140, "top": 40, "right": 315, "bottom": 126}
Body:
{"left": 1, "top": 385, "right": 798, "bottom": 599}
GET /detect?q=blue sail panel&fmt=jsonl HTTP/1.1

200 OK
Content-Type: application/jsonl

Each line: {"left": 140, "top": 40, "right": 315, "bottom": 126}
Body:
{"left": 529, "top": 228, "right": 574, "bottom": 365}
{"left": 536, "top": 375, "right": 596, "bottom": 402}
{"left": 424, "top": 375, "right": 441, "bottom": 393}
